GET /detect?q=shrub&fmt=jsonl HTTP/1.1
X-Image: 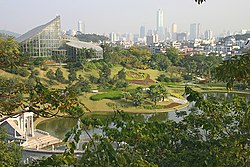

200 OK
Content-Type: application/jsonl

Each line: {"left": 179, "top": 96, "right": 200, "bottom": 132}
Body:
{"left": 28, "top": 66, "right": 34, "bottom": 71}
{"left": 32, "top": 70, "right": 40, "bottom": 76}
{"left": 90, "top": 91, "right": 123, "bottom": 101}
{"left": 41, "top": 66, "right": 49, "bottom": 71}
{"left": 18, "top": 68, "right": 30, "bottom": 77}
{"left": 143, "top": 105, "right": 163, "bottom": 110}
{"left": 89, "top": 75, "right": 99, "bottom": 84}
{"left": 46, "top": 69, "right": 55, "bottom": 79}
{"left": 234, "top": 84, "right": 247, "bottom": 90}
{"left": 183, "top": 74, "right": 193, "bottom": 81}
{"left": 156, "top": 74, "right": 166, "bottom": 82}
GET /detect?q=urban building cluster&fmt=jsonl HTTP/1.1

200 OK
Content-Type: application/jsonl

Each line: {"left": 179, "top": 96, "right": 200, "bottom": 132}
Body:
{"left": 15, "top": 10, "right": 250, "bottom": 58}
{"left": 104, "top": 9, "right": 250, "bottom": 57}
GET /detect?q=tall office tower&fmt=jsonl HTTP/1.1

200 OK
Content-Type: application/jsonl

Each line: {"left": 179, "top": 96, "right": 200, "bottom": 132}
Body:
{"left": 78, "top": 20, "right": 83, "bottom": 33}
{"left": 140, "top": 26, "right": 146, "bottom": 38}
{"left": 156, "top": 9, "right": 165, "bottom": 41}
{"left": 127, "top": 33, "right": 134, "bottom": 42}
{"left": 157, "top": 9, "right": 164, "bottom": 29}
{"left": 165, "top": 27, "right": 171, "bottom": 40}
{"left": 197, "top": 23, "right": 201, "bottom": 39}
{"left": 190, "top": 23, "right": 197, "bottom": 40}
{"left": 146, "top": 34, "right": 159, "bottom": 45}
{"left": 171, "top": 23, "right": 177, "bottom": 40}
{"left": 110, "top": 32, "right": 117, "bottom": 42}
{"left": 204, "top": 30, "right": 213, "bottom": 40}
{"left": 172, "top": 23, "right": 177, "bottom": 33}
{"left": 147, "top": 29, "right": 153, "bottom": 36}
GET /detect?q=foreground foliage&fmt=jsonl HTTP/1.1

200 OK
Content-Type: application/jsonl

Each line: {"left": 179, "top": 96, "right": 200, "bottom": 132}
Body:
{"left": 0, "top": 128, "right": 22, "bottom": 167}
{"left": 31, "top": 87, "right": 249, "bottom": 166}
{"left": 215, "top": 54, "right": 250, "bottom": 90}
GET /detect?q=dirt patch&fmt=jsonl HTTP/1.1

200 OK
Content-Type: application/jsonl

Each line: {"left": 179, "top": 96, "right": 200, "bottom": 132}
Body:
{"left": 128, "top": 74, "right": 155, "bottom": 85}
{"left": 163, "top": 102, "right": 180, "bottom": 109}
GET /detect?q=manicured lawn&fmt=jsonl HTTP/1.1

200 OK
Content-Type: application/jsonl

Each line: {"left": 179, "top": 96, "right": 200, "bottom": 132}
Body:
{"left": 90, "top": 91, "right": 123, "bottom": 101}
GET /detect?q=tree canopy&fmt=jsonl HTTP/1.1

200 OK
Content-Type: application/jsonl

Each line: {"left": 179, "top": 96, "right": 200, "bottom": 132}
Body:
{"left": 195, "top": 0, "right": 206, "bottom": 4}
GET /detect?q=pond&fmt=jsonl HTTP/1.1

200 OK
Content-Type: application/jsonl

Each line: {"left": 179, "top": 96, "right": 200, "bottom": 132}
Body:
{"left": 36, "top": 92, "right": 250, "bottom": 140}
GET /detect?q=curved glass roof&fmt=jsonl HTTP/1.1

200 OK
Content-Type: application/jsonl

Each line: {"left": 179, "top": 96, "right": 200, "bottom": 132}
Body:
{"left": 66, "top": 40, "right": 103, "bottom": 52}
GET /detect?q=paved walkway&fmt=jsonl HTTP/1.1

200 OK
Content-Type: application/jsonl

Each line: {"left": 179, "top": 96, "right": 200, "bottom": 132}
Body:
{"left": 22, "top": 130, "right": 62, "bottom": 150}
{"left": 169, "top": 96, "right": 188, "bottom": 105}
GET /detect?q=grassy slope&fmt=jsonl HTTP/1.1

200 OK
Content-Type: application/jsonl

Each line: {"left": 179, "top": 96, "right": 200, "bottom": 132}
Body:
{"left": 0, "top": 69, "right": 24, "bottom": 79}
{"left": 5, "top": 65, "right": 244, "bottom": 115}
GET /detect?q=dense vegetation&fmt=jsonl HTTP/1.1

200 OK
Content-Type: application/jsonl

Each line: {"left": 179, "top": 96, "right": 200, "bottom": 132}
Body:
{"left": 0, "top": 22, "right": 250, "bottom": 166}
{"left": 75, "top": 33, "right": 109, "bottom": 43}
{"left": 0, "top": 128, "right": 22, "bottom": 166}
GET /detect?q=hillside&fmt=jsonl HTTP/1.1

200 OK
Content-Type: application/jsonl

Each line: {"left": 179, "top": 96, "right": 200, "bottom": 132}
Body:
{"left": 0, "top": 30, "right": 20, "bottom": 38}
{"left": 75, "top": 33, "right": 109, "bottom": 42}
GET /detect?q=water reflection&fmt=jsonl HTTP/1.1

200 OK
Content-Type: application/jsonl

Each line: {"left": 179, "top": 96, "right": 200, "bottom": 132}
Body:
{"left": 37, "top": 92, "right": 250, "bottom": 140}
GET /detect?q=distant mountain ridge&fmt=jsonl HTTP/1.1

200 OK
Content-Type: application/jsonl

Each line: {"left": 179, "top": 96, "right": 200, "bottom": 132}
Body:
{"left": 0, "top": 30, "right": 20, "bottom": 38}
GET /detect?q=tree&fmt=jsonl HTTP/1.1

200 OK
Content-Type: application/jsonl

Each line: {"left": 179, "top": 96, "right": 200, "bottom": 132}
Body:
{"left": 147, "top": 85, "right": 167, "bottom": 106}
{"left": 122, "top": 91, "right": 131, "bottom": 103}
{"left": 46, "top": 69, "right": 55, "bottom": 80}
{"left": 55, "top": 86, "right": 249, "bottom": 167}
{"left": 0, "top": 128, "right": 22, "bottom": 166}
{"left": 0, "top": 76, "right": 85, "bottom": 124}
{"left": 55, "top": 68, "right": 66, "bottom": 83}
{"left": 76, "top": 33, "right": 109, "bottom": 43}
{"left": 0, "top": 36, "right": 20, "bottom": 70}
{"left": 131, "top": 87, "right": 144, "bottom": 106}
{"left": 51, "top": 54, "right": 67, "bottom": 66}
{"left": 195, "top": 0, "right": 206, "bottom": 4}
{"left": 70, "top": 76, "right": 91, "bottom": 95}
{"left": 165, "top": 47, "right": 180, "bottom": 65}
{"left": 215, "top": 54, "right": 250, "bottom": 91}
{"left": 117, "top": 68, "right": 126, "bottom": 80}
{"left": 151, "top": 53, "right": 172, "bottom": 71}
{"left": 98, "top": 64, "right": 112, "bottom": 88}
{"left": 68, "top": 69, "right": 77, "bottom": 83}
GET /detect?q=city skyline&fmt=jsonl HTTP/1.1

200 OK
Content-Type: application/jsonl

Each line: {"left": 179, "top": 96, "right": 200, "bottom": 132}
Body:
{"left": 1, "top": 0, "right": 250, "bottom": 36}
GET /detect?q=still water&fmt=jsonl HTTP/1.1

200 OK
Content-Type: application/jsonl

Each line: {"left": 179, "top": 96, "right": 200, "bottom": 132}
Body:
{"left": 36, "top": 92, "right": 250, "bottom": 140}
{"left": 23, "top": 92, "right": 249, "bottom": 162}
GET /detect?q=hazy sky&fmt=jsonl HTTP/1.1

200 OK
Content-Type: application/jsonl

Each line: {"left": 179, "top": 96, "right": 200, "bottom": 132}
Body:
{"left": 1, "top": 0, "right": 250, "bottom": 36}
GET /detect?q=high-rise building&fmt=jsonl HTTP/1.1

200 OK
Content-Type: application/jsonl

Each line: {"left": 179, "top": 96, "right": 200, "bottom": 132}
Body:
{"left": 146, "top": 34, "right": 159, "bottom": 45}
{"left": 190, "top": 23, "right": 201, "bottom": 40}
{"left": 78, "top": 20, "right": 84, "bottom": 33}
{"left": 204, "top": 30, "right": 213, "bottom": 40}
{"left": 171, "top": 23, "right": 177, "bottom": 40}
{"left": 127, "top": 33, "right": 134, "bottom": 42}
{"left": 140, "top": 26, "right": 146, "bottom": 38}
{"left": 165, "top": 27, "right": 170, "bottom": 40}
{"left": 156, "top": 9, "right": 164, "bottom": 41}
{"left": 190, "top": 23, "right": 197, "bottom": 40}
{"left": 172, "top": 23, "right": 177, "bottom": 33}
{"left": 176, "top": 33, "right": 187, "bottom": 41}
{"left": 110, "top": 32, "right": 117, "bottom": 42}
{"left": 197, "top": 23, "right": 201, "bottom": 39}
{"left": 157, "top": 9, "right": 164, "bottom": 29}
{"left": 147, "top": 29, "right": 153, "bottom": 36}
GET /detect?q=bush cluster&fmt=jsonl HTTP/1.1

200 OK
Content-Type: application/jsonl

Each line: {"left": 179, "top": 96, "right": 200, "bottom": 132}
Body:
{"left": 90, "top": 91, "right": 123, "bottom": 101}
